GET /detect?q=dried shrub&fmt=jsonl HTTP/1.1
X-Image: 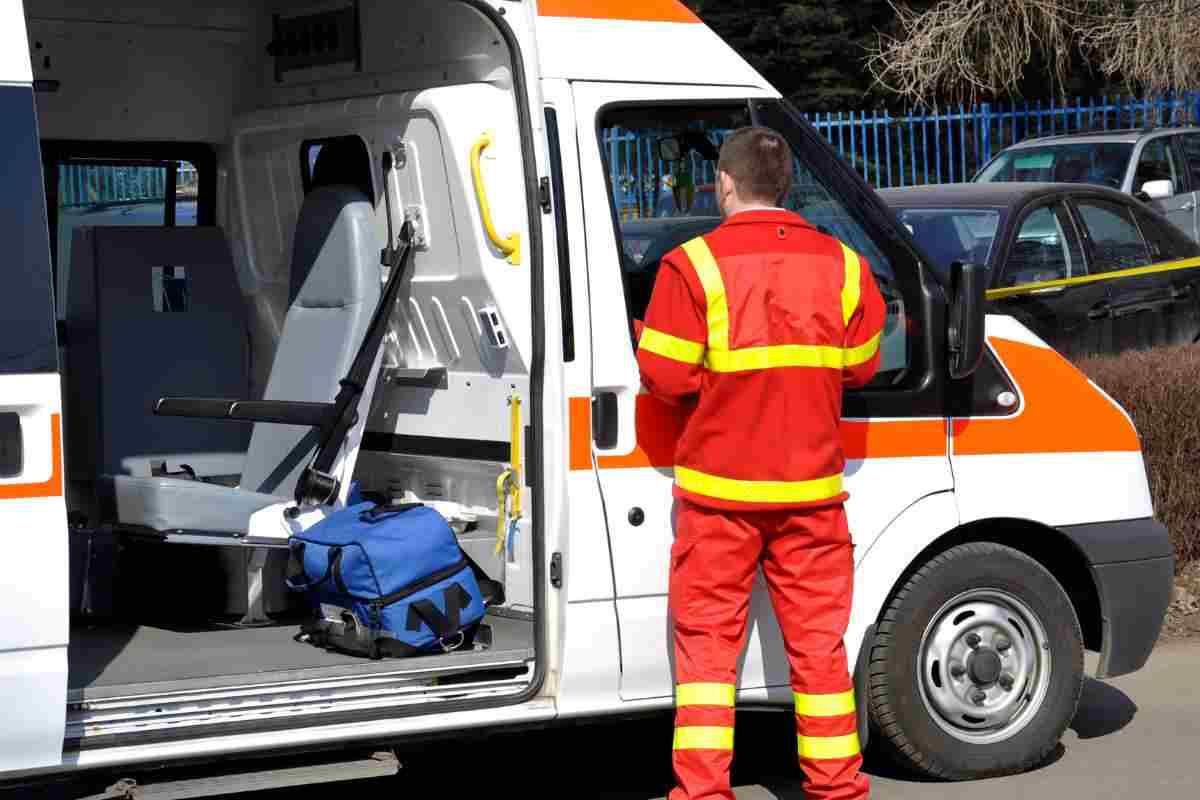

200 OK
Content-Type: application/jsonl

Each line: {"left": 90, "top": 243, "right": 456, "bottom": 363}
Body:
{"left": 1078, "top": 345, "right": 1200, "bottom": 570}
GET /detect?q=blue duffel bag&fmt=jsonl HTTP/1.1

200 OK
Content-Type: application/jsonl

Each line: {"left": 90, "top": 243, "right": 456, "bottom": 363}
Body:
{"left": 286, "top": 500, "right": 501, "bottom": 658}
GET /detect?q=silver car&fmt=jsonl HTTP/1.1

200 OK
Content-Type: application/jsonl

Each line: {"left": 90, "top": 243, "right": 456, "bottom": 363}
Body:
{"left": 974, "top": 127, "right": 1200, "bottom": 242}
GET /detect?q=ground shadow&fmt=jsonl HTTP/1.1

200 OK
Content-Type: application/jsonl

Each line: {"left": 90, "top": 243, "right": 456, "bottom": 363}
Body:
{"left": 1070, "top": 676, "right": 1138, "bottom": 739}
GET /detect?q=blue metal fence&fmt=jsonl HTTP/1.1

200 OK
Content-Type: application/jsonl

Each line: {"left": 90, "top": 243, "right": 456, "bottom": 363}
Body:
{"left": 604, "top": 92, "right": 1200, "bottom": 216}
{"left": 57, "top": 162, "right": 199, "bottom": 208}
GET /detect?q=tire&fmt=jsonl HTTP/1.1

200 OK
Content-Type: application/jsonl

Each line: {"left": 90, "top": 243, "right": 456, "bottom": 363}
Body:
{"left": 867, "top": 542, "right": 1083, "bottom": 780}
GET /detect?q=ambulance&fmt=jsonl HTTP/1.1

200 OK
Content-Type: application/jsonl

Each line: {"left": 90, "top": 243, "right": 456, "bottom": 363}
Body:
{"left": 0, "top": 0, "right": 1174, "bottom": 793}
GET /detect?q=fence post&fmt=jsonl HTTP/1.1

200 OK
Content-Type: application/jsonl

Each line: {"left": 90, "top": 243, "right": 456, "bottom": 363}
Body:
{"left": 980, "top": 102, "right": 992, "bottom": 169}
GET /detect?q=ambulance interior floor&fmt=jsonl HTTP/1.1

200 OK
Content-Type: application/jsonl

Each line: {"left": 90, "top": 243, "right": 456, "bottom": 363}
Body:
{"left": 67, "top": 611, "right": 534, "bottom": 700}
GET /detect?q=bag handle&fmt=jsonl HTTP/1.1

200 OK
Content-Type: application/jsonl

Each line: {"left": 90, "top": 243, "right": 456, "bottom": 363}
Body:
{"left": 359, "top": 501, "right": 424, "bottom": 522}
{"left": 285, "top": 543, "right": 342, "bottom": 592}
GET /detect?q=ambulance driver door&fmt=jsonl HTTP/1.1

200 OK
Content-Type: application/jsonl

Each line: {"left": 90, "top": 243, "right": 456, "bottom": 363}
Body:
{"left": 575, "top": 84, "right": 951, "bottom": 703}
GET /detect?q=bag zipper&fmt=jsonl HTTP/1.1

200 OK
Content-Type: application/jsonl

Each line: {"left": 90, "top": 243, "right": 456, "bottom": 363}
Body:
{"left": 369, "top": 557, "right": 469, "bottom": 609}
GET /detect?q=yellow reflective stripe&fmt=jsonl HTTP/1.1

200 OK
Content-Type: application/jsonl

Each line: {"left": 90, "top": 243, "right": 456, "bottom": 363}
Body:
{"left": 840, "top": 243, "right": 861, "bottom": 326}
{"left": 681, "top": 237, "right": 730, "bottom": 352}
{"left": 676, "top": 683, "right": 736, "bottom": 708}
{"left": 638, "top": 326, "right": 705, "bottom": 365}
{"left": 845, "top": 331, "right": 881, "bottom": 366}
{"left": 798, "top": 733, "right": 861, "bottom": 760}
{"left": 794, "top": 690, "right": 856, "bottom": 717}
{"left": 985, "top": 254, "right": 1200, "bottom": 300}
{"left": 704, "top": 332, "right": 881, "bottom": 373}
{"left": 674, "top": 726, "right": 735, "bottom": 751}
{"left": 675, "top": 466, "right": 843, "bottom": 504}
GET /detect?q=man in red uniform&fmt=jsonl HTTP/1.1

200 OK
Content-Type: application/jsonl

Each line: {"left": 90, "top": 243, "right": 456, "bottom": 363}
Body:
{"left": 636, "top": 127, "right": 885, "bottom": 800}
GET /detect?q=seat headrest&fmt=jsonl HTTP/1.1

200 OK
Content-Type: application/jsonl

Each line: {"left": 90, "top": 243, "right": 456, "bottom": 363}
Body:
{"left": 310, "top": 137, "right": 374, "bottom": 201}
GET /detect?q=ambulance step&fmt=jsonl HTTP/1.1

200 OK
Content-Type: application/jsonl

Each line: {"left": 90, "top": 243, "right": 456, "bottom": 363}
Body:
{"left": 82, "top": 750, "right": 399, "bottom": 799}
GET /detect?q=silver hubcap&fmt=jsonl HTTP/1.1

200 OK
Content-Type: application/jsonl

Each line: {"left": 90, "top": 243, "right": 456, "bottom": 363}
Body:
{"left": 917, "top": 588, "right": 1052, "bottom": 744}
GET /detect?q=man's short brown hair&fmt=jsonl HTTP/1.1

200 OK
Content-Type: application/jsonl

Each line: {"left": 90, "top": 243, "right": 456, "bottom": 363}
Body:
{"left": 717, "top": 126, "right": 793, "bottom": 205}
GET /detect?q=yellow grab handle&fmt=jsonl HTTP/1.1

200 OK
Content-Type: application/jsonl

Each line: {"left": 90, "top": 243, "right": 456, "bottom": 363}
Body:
{"left": 470, "top": 131, "right": 522, "bottom": 265}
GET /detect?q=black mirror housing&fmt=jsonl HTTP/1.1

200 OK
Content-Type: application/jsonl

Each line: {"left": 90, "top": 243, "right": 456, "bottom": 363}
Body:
{"left": 948, "top": 260, "right": 988, "bottom": 380}
{"left": 657, "top": 136, "right": 683, "bottom": 162}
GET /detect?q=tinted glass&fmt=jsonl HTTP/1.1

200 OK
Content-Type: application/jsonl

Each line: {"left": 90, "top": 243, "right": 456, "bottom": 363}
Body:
{"left": 1073, "top": 199, "right": 1152, "bottom": 272}
{"left": 887, "top": 207, "right": 1001, "bottom": 281}
{"left": 1133, "top": 205, "right": 1198, "bottom": 262}
{"left": 976, "top": 142, "right": 1133, "bottom": 189}
{"left": 0, "top": 86, "right": 57, "bottom": 374}
{"left": 1180, "top": 133, "right": 1200, "bottom": 188}
{"left": 1134, "top": 138, "right": 1183, "bottom": 194}
{"left": 1001, "top": 205, "right": 1079, "bottom": 286}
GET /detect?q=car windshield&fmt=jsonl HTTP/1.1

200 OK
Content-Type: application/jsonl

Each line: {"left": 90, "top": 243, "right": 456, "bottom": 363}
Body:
{"left": 975, "top": 142, "right": 1134, "bottom": 188}
{"left": 887, "top": 207, "right": 1003, "bottom": 280}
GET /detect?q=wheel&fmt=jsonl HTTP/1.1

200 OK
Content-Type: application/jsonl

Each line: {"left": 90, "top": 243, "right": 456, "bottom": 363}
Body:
{"left": 867, "top": 542, "right": 1083, "bottom": 780}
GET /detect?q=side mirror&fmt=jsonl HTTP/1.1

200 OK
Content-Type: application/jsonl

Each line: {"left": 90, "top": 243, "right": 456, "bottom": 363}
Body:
{"left": 948, "top": 260, "right": 988, "bottom": 380}
{"left": 1139, "top": 178, "right": 1174, "bottom": 200}
{"left": 657, "top": 137, "right": 683, "bottom": 162}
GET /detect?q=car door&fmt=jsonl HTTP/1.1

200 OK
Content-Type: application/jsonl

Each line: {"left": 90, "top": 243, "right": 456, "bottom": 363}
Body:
{"left": 988, "top": 200, "right": 1108, "bottom": 357}
{"left": 0, "top": 29, "right": 70, "bottom": 769}
{"left": 573, "top": 82, "right": 950, "bottom": 702}
{"left": 1176, "top": 132, "right": 1200, "bottom": 242}
{"left": 1068, "top": 196, "right": 1163, "bottom": 353}
{"left": 1132, "top": 135, "right": 1194, "bottom": 240}
{"left": 1128, "top": 201, "right": 1200, "bottom": 346}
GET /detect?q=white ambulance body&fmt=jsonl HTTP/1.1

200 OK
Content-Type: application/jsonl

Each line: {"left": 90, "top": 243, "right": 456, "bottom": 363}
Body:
{"left": 0, "top": 0, "right": 1173, "bottom": 791}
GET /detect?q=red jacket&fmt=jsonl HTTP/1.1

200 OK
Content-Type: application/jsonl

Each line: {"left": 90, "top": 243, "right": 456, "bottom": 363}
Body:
{"left": 636, "top": 209, "right": 886, "bottom": 511}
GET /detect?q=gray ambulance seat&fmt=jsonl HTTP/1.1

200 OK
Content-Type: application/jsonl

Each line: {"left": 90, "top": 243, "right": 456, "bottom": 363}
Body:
{"left": 106, "top": 180, "right": 381, "bottom": 536}
{"left": 64, "top": 226, "right": 253, "bottom": 488}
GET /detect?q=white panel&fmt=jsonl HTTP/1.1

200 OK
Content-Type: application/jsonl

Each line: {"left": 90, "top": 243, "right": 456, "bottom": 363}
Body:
{"left": 954, "top": 451, "right": 1153, "bottom": 527}
{"left": 0, "top": 372, "right": 67, "bottom": 771}
{"left": 0, "top": 648, "right": 68, "bottom": 771}
{"left": 984, "top": 313, "right": 1051, "bottom": 348}
{"left": 27, "top": 18, "right": 248, "bottom": 142}
{"left": 845, "top": 492, "right": 959, "bottom": 665}
{"left": 564, "top": 473, "right": 616, "bottom": 602}
{"left": 2, "top": 1, "right": 33, "bottom": 84}
{"left": 535, "top": 17, "right": 770, "bottom": 91}
{"left": 554, "top": 601, "right": 622, "bottom": 717}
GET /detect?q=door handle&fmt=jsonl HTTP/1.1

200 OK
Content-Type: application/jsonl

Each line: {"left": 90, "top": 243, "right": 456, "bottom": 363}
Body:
{"left": 1087, "top": 301, "right": 1111, "bottom": 319}
{"left": 0, "top": 412, "right": 22, "bottom": 478}
{"left": 592, "top": 391, "right": 619, "bottom": 449}
{"left": 1181, "top": 201, "right": 1196, "bottom": 211}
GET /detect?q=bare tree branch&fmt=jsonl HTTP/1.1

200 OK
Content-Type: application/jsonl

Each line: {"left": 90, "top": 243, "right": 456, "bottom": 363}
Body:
{"left": 867, "top": 0, "right": 1200, "bottom": 105}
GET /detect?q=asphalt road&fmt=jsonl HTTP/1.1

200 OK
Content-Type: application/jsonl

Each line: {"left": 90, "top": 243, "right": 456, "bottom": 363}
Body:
{"left": 36, "top": 638, "right": 1198, "bottom": 799}
{"left": 273, "top": 638, "right": 1198, "bottom": 799}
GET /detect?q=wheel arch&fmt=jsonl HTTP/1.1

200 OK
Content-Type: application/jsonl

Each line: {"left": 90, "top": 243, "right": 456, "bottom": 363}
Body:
{"left": 873, "top": 516, "right": 1103, "bottom": 656}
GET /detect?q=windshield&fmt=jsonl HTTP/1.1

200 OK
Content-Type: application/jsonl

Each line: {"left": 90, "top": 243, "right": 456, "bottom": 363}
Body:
{"left": 975, "top": 142, "right": 1133, "bottom": 188}
{"left": 887, "top": 207, "right": 1003, "bottom": 280}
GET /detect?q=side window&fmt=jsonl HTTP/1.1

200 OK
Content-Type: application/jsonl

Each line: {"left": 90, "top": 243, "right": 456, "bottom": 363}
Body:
{"left": 597, "top": 104, "right": 749, "bottom": 324}
{"left": 779, "top": 160, "right": 909, "bottom": 384}
{"left": 1132, "top": 205, "right": 1196, "bottom": 262}
{"left": 1180, "top": 134, "right": 1200, "bottom": 189}
{"left": 1072, "top": 199, "right": 1153, "bottom": 273}
{"left": 47, "top": 152, "right": 205, "bottom": 320}
{"left": 999, "top": 204, "right": 1082, "bottom": 287}
{"left": 1134, "top": 138, "right": 1183, "bottom": 196}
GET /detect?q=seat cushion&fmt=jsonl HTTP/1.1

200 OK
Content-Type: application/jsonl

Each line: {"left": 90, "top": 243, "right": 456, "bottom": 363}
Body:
{"left": 105, "top": 476, "right": 282, "bottom": 534}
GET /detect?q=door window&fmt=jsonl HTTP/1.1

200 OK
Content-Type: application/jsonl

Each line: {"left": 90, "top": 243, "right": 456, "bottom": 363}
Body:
{"left": 1072, "top": 199, "right": 1153, "bottom": 273}
{"left": 1180, "top": 133, "right": 1200, "bottom": 190}
{"left": 1134, "top": 138, "right": 1183, "bottom": 196}
{"left": 596, "top": 103, "right": 913, "bottom": 388}
{"left": 1131, "top": 205, "right": 1196, "bottom": 262}
{"left": 999, "top": 204, "right": 1082, "bottom": 287}
{"left": 43, "top": 147, "right": 208, "bottom": 321}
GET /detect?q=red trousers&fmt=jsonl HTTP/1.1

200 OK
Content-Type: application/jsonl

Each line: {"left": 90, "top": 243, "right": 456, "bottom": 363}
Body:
{"left": 667, "top": 500, "right": 869, "bottom": 800}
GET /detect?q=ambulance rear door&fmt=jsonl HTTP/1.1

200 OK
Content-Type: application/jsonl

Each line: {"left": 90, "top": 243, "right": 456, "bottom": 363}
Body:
{"left": 572, "top": 82, "right": 953, "bottom": 702}
{"left": 0, "top": 0, "right": 70, "bottom": 771}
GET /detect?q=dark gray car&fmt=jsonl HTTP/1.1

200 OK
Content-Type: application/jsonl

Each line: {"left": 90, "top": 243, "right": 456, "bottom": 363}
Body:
{"left": 879, "top": 182, "right": 1200, "bottom": 359}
